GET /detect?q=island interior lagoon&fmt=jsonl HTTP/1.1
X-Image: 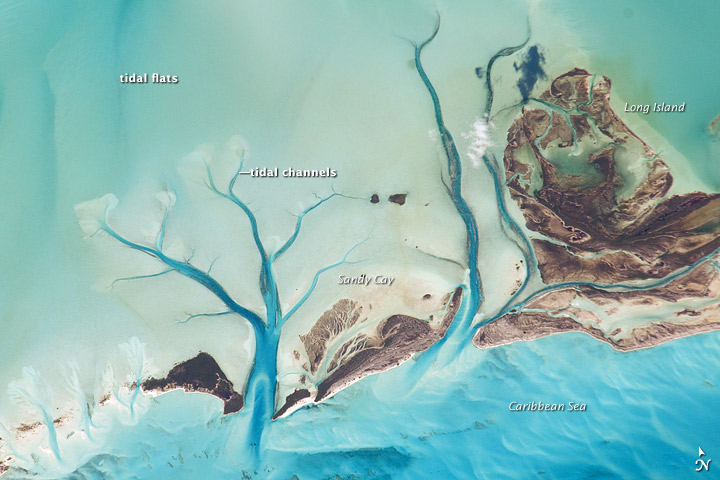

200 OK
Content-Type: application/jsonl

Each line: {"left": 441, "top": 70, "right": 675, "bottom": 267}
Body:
{"left": 1, "top": 1, "right": 720, "bottom": 478}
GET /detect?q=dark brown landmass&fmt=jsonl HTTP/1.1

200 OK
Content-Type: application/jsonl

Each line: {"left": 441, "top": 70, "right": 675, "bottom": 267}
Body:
{"left": 300, "top": 299, "right": 364, "bottom": 375}
{"left": 388, "top": 193, "right": 407, "bottom": 205}
{"left": 473, "top": 309, "right": 720, "bottom": 352}
{"left": 475, "top": 257, "right": 720, "bottom": 350}
{"left": 505, "top": 68, "right": 720, "bottom": 284}
{"left": 315, "top": 296, "right": 457, "bottom": 401}
{"left": 272, "top": 388, "right": 311, "bottom": 420}
{"left": 277, "top": 287, "right": 463, "bottom": 418}
{"left": 15, "top": 423, "right": 41, "bottom": 433}
{"left": 478, "top": 68, "right": 720, "bottom": 351}
{"left": 142, "top": 352, "right": 243, "bottom": 414}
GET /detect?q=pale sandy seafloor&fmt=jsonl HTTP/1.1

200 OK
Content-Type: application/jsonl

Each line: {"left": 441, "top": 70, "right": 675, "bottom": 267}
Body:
{"left": 1, "top": 0, "right": 720, "bottom": 478}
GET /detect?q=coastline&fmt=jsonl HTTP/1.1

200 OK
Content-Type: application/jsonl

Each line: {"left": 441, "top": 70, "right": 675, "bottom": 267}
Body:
{"left": 474, "top": 311, "right": 720, "bottom": 353}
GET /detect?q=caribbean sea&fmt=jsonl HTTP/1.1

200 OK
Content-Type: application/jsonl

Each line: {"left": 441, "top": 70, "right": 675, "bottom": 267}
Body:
{"left": 7, "top": 332, "right": 717, "bottom": 479}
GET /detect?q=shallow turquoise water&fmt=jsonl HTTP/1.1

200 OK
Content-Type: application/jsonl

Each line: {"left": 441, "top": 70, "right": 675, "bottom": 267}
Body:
{"left": 543, "top": 0, "right": 720, "bottom": 189}
{"left": 14, "top": 332, "right": 717, "bottom": 479}
{"left": 1, "top": 1, "right": 718, "bottom": 478}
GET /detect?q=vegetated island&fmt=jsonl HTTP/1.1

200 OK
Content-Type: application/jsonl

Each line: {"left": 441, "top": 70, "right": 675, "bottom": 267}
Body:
{"left": 475, "top": 68, "right": 720, "bottom": 351}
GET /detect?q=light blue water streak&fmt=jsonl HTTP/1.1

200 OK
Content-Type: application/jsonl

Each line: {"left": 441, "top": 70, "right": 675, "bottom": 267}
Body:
{"left": 5, "top": 332, "right": 712, "bottom": 480}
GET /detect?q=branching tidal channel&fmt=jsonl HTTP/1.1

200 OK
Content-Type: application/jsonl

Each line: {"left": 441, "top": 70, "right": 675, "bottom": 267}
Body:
{"left": 83, "top": 14, "right": 693, "bottom": 474}
{"left": 88, "top": 17, "right": 539, "bottom": 470}
{"left": 98, "top": 161, "right": 364, "bottom": 464}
